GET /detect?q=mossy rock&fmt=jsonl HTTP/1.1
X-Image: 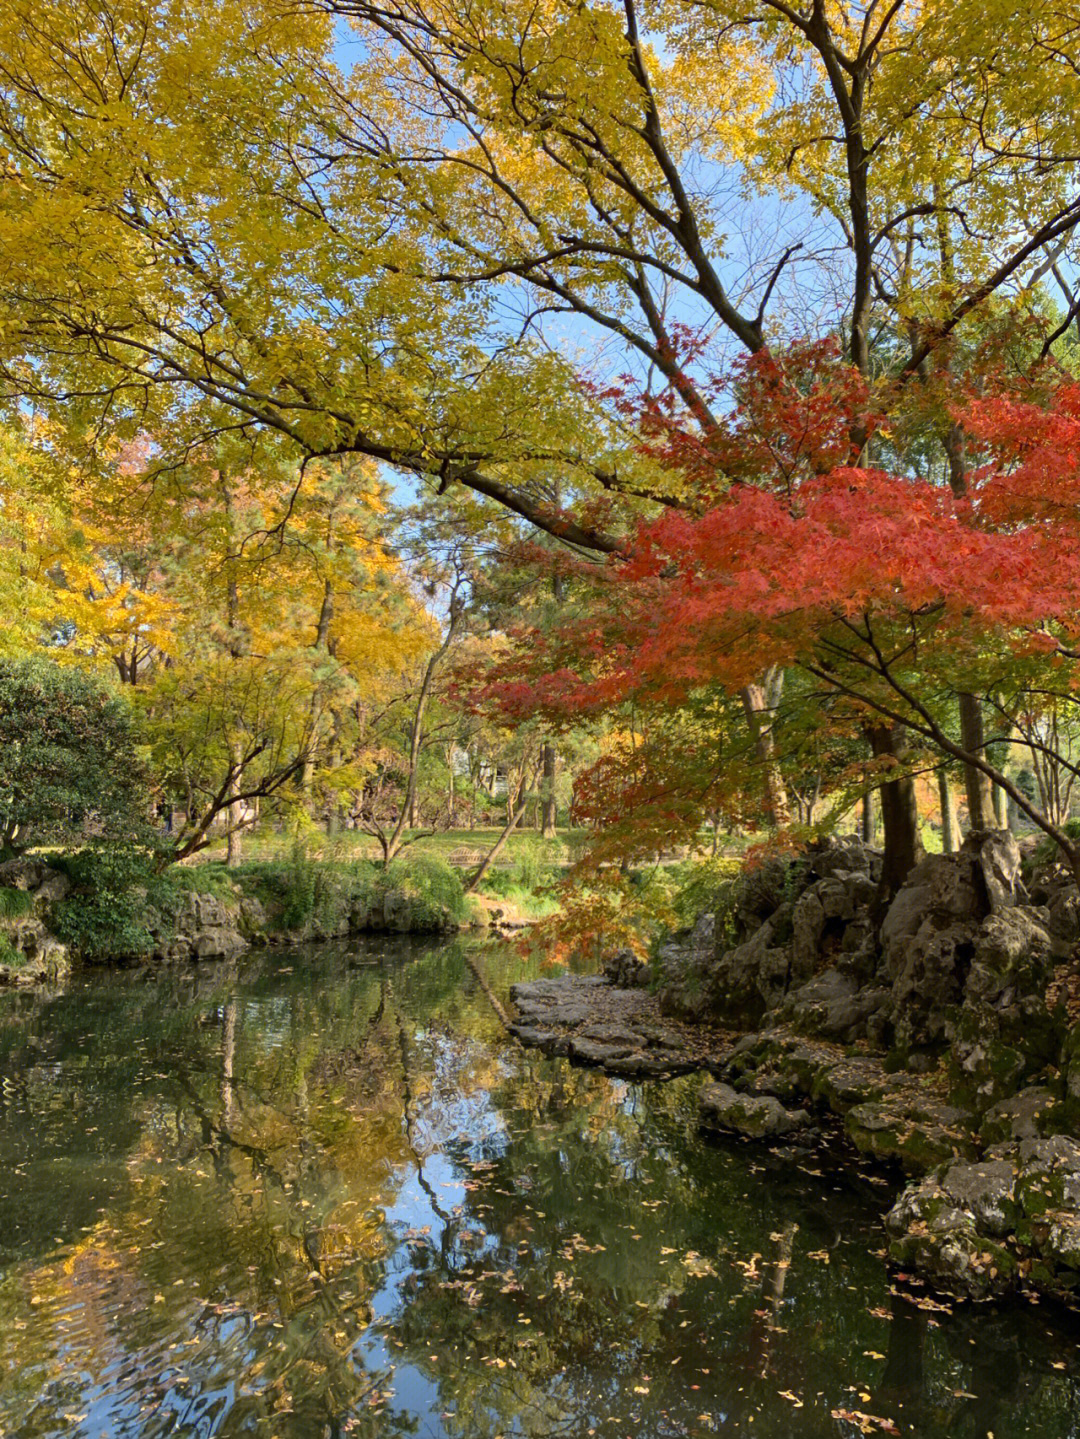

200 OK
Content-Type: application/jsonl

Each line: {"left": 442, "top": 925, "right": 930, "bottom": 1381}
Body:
{"left": 845, "top": 1099, "right": 975, "bottom": 1173}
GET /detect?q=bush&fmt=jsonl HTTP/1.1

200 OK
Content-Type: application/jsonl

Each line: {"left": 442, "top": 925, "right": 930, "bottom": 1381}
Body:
{"left": 377, "top": 854, "right": 465, "bottom": 931}
{"left": 51, "top": 845, "right": 156, "bottom": 959}
{"left": 220, "top": 850, "right": 377, "bottom": 934}
{"left": 0, "top": 658, "right": 149, "bottom": 855}
{"left": 1032, "top": 818, "right": 1080, "bottom": 871}
{"left": 668, "top": 856, "right": 743, "bottom": 940}
{"left": 0, "top": 932, "right": 23, "bottom": 966}
{"left": 508, "top": 835, "right": 558, "bottom": 892}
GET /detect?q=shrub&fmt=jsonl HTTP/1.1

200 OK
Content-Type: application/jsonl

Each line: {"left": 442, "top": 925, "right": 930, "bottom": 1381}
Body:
{"left": 0, "top": 658, "right": 149, "bottom": 855}
{"left": 668, "top": 856, "right": 743, "bottom": 942}
{"left": 1032, "top": 817, "right": 1080, "bottom": 871}
{"left": 0, "top": 932, "right": 23, "bottom": 966}
{"left": 222, "top": 851, "right": 377, "bottom": 934}
{"left": 377, "top": 854, "right": 465, "bottom": 931}
{"left": 509, "top": 836, "right": 550, "bottom": 892}
{"left": 51, "top": 845, "right": 156, "bottom": 959}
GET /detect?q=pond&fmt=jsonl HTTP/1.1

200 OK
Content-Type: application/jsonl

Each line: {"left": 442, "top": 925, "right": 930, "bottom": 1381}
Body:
{"left": 1, "top": 938, "right": 1079, "bottom": 1438}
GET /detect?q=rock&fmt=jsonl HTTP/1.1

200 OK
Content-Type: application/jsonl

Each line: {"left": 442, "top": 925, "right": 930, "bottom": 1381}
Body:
{"left": 778, "top": 967, "right": 889, "bottom": 1042}
{"left": 1015, "top": 1135, "right": 1080, "bottom": 1223}
{"left": 569, "top": 1036, "right": 634, "bottom": 1065}
{"left": 845, "top": 1092, "right": 975, "bottom": 1172}
{"left": 238, "top": 894, "right": 269, "bottom": 936}
{"left": 880, "top": 867, "right": 936, "bottom": 956}
{"left": 705, "top": 922, "right": 795, "bottom": 1026}
{"left": 940, "top": 1159, "right": 1018, "bottom": 1237}
{"left": 887, "top": 919, "right": 979, "bottom": 1050}
{"left": 880, "top": 844, "right": 1046, "bottom": 1054}
{"left": 700, "top": 1081, "right": 809, "bottom": 1139}
{"left": 655, "top": 922, "right": 717, "bottom": 1022}
{"left": 887, "top": 1135, "right": 1080, "bottom": 1300}
{"left": 0, "top": 857, "right": 49, "bottom": 891}
{"left": 603, "top": 949, "right": 650, "bottom": 988}
{"left": 974, "top": 830, "right": 1026, "bottom": 913}
{"left": 33, "top": 869, "right": 71, "bottom": 904}
{"left": 723, "top": 1030, "right": 837, "bottom": 1097}
{"left": 192, "top": 927, "right": 247, "bottom": 959}
{"left": 580, "top": 1022, "right": 644, "bottom": 1047}
{"left": 511, "top": 976, "right": 608, "bottom": 1030}
{"left": 510, "top": 1024, "right": 571, "bottom": 1056}
{"left": 965, "top": 907, "right": 1053, "bottom": 1008}
{"left": 814, "top": 1056, "right": 891, "bottom": 1112}
{"left": 1045, "top": 885, "right": 1080, "bottom": 949}
{"left": 606, "top": 1052, "right": 694, "bottom": 1078}
{"left": 1060, "top": 1026, "right": 1080, "bottom": 1124}
{"left": 816, "top": 872, "right": 877, "bottom": 922}
{"left": 790, "top": 890, "right": 825, "bottom": 974}
{"left": 885, "top": 1166, "right": 1019, "bottom": 1301}
{"left": 733, "top": 859, "right": 804, "bottom": 934}
{"left": 634, "top": 1021, "right": 686, "bottom": 1050}
{"left": 980, "top": 1087, "right": 1061, "bottom": 1145}
{"left": 947, "top": 908, "right": 1059, "bottom": 1112}
{"left": 806, "top": 835, "right": 875, "bottom": 880}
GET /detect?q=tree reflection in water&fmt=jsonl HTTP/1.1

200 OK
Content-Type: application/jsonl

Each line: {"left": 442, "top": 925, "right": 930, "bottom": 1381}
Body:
{"left": 1, "top": 938, "right": 1079, "bottom": 1438}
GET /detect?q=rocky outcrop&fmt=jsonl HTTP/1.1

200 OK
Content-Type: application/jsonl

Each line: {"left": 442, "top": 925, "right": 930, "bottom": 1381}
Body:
{"left": 509, "top": 974, "right": 733, "bottom": 1077}
{"left": 603, "top": 947, "right": 651, "bottom": 987}
{"left": 658, "top": 832, "right": 1071, "bottom": 1084}
{"left": 146, "top": 888, "right": 250, "bottom": 961}
{"left": 519, "top": 829, "right": 1080, "bottom": 1304}
{"left": 0, "top": 858, "right": 71, "bottom": 986}
{"left": 658, "top": 836, "right": 884, "bottom": 1036}
{"left": 885, "top": 1137, "right": 1080, "bottom": 1301}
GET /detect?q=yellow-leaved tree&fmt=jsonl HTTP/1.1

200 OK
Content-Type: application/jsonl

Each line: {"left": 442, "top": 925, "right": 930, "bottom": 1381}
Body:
{"left": 5, "top": 0, "right": 1080, "bottom": 885}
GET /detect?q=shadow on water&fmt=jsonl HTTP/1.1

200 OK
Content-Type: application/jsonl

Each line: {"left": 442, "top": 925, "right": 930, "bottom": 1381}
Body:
{"left": 1, "top": 936, "right": 1080, "bottom": 1437}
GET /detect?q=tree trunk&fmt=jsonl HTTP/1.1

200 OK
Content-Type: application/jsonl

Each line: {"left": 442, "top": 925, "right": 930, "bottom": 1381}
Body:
{"left": 740, "top": 669, "right": 789, "bottom": 827}
{"left": 993, "top": 782, "right": 1009, "bottom": 830}
{"left": 378, "top": 592, "right": 464, "bottom": 866}
{"left": 959, "top": 693, "right": 994, "bottom": 831}
{"left": 466, "top": 801, "right": 529, "bottom": 893}
{"left": 225, "top": 737, "right": 244, "bottom": 867}
{"left": 938, "top": 769, "right": 959, "bottom": 854}
{"left": 868, "top": 724, "right": 922, "bottom": 907}
{"left": 860, "top": 790, "right": 874, "bottom": 845}
{"left": 541, "top": 742, "right": 558, "bottom": 838}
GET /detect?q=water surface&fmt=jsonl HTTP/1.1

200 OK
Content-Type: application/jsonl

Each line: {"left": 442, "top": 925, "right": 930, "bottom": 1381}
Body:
{"left": 1, "top": 938, "right": 1079, "bottom": 1438}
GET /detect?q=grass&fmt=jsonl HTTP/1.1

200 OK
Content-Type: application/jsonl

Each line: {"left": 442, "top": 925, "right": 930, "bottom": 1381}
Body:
{"left": 0, "top": 885, "right": 33, "bottom": 920}
{"left": 189, "top": 826, "right": 585, "bottom": 869}
{"left": 0, "top": 933, "right": 23, "bottom": 966}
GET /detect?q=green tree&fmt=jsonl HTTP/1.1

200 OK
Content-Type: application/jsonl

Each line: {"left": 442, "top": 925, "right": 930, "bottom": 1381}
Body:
{"left": 0, "top": 658, "right": 148, "bottom": 854}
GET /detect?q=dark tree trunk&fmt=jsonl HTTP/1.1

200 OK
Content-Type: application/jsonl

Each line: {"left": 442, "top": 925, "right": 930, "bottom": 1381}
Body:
{"left": 868, "top": 724, "right": 922, "bottom": 908}
{"left": 541, "top": 743, "right": 557, "bottom": 838}
{"left": 959, "top": 693, "right": 994, "bottom": 831}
